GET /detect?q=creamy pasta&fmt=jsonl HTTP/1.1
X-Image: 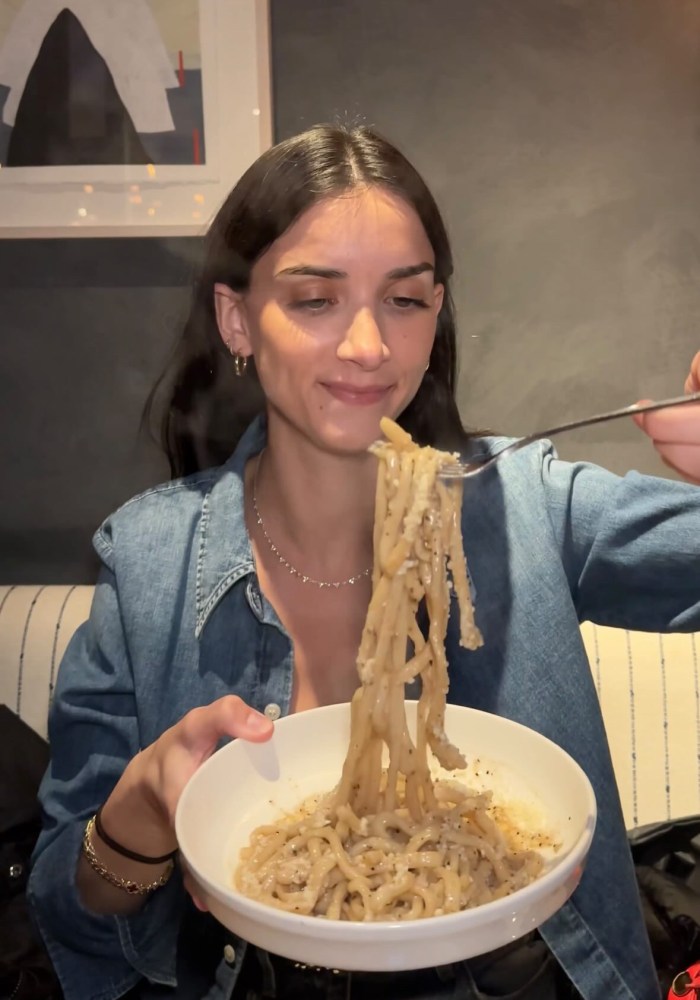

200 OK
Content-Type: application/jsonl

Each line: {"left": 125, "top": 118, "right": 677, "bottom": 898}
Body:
{"left": 235, "top": 419, "right": 545, "bottom": 921}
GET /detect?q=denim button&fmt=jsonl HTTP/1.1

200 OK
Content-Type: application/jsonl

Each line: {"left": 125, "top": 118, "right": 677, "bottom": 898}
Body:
{"left": 223, "top": 943, "right": 236, "bottom": 965}
{"left": 264, "top": 703, "right": 281, "bottom": 721}
{"left": 246, "top": 580, "right": 263, "bottom": 620}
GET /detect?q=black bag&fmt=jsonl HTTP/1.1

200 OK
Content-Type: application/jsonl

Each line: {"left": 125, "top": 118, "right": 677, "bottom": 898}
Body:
{"left": 0, "top": 705, "right": 61, "bottom": 1000}
{"left": 630, "top": 815, "right": 700, "bottom": 995}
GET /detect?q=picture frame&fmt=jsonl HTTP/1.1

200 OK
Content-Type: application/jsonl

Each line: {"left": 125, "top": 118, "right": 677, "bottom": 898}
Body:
{"left": 0, "top": 0, "right": 272, "bottom": 237}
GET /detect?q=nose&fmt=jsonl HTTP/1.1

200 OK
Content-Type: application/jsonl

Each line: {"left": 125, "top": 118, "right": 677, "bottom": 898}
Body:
{"left": 336, "top": 307, "right": 390, "bottom": 368}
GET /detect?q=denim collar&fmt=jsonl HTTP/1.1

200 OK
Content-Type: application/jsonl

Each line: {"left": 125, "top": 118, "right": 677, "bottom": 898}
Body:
{"left": 194, "top": 416, "right": 266, "bottom": 636}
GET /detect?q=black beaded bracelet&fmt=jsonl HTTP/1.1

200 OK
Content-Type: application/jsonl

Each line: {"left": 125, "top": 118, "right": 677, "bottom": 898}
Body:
{"left": 94, "top": 805, "right": 178, "bottom": 865}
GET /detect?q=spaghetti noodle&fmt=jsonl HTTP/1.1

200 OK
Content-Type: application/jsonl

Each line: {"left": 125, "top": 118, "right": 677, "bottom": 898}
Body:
{"left": 235, "top": 419, "right": 545, "bottom": 920}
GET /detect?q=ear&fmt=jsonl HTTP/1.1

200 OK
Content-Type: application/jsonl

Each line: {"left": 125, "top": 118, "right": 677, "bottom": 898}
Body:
{"left": 433, "top": 282, "right": 445, "bottom": 316}
{"left": 214, "top": 283, "right": 253, "bottom": 357}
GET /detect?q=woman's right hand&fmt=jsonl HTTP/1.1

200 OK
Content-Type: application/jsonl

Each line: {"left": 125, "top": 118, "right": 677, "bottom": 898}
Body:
{"left": 103, "top": 695, "right": 273, "bottom": 852}
{"left": 633, "top": 350, "right": 700, "bottom": 483}
{"left": 81, "top": 697, "right": 273, "bottom": 913}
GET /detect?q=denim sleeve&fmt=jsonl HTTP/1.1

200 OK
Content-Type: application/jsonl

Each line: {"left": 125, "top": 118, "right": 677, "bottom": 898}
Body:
{"left": 28, "top": 545, "right": 184, "bottom": 1000}
{"left": 540, "top": 444, "right": 700, "bottom": 630}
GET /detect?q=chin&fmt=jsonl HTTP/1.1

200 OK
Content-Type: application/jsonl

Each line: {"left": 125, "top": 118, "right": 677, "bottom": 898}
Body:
{"left": 315, "top": 411, "right": 390, "bottom": 456}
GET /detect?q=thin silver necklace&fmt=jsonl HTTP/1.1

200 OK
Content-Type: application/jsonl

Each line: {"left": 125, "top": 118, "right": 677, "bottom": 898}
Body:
{"left": 252, "top": 453, "right": 371, "bottom": 589}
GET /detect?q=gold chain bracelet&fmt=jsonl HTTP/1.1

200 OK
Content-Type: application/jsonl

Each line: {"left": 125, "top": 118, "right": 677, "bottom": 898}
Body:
{"left": 82, "top": 815, "right": 174, "bottom": 895}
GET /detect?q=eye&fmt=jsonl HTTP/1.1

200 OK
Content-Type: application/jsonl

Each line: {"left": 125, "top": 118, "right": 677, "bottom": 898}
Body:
{"left": 291, "top": 297, "right": 335, "bottom": 312}
{"left": 389, "top": 296, "right": 429, "bottom": 310}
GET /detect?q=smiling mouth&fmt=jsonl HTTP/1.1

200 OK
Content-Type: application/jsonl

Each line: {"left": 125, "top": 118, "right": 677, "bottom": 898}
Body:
{"left": 321, "top": 383, "right": 394, "bottom": 405}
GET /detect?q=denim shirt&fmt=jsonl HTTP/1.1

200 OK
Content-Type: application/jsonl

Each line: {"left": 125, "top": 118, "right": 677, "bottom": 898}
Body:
{"left": 29, "top": 417, "right": 700, "bottom": 1000}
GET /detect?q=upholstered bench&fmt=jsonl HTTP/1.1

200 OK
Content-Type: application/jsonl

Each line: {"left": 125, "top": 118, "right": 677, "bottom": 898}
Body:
{"left": 1, "top": 584, "right": 698, "bottom": 830}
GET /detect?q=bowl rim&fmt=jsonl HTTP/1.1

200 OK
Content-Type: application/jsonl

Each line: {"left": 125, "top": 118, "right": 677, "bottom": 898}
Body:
{"left": 175, "top": 701, "right": 597, "bottom": 939}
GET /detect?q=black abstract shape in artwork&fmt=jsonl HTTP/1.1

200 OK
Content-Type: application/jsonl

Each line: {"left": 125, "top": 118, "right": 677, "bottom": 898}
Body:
{"left": 7, "top": 7, "right": 150, "bottom": 166}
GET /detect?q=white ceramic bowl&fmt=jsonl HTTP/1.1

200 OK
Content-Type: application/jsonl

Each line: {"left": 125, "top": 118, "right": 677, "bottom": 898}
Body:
{"left": 175, "top": 701, "right": 596, "bottom": 972}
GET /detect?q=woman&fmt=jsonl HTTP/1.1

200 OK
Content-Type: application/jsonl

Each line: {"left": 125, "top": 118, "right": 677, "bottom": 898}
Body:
{"left": 29, "top": 124, "right": 700, "bottom": 1000}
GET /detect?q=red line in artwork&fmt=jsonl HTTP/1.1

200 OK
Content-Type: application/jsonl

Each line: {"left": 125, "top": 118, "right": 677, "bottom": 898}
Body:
{"left": 193, "top": 128, "right": 201, "bottom": 165}
{"left": 178, "top": 50, "right": 185, "bottom": 87}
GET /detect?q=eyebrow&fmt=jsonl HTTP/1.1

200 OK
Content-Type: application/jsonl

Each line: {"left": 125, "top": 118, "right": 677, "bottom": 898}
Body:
{"left": 274, "top": 262, "right": 435, "bottom": 280}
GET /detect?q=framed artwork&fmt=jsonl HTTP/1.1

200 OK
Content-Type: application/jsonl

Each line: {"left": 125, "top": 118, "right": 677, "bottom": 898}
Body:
{"left": 0, "top": 0, "right": 271, "bottom": 236}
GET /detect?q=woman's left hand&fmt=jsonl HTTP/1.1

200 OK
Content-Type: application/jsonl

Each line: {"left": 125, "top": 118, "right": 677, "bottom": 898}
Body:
{"left": 633, "top": 351, "right": 700, "bottom": 484}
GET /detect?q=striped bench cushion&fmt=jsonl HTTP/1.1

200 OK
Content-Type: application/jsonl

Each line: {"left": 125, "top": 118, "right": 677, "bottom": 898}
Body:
{"left": 0, "top": 585, "right": 93, "bottom": 741}
{"left": 581, "top": 622, "right": 699, "bottom": 828}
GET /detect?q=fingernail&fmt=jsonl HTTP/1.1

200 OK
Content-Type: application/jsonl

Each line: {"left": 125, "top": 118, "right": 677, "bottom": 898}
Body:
{"left": 246, "top": 710, "right": 271, "bottom": 731}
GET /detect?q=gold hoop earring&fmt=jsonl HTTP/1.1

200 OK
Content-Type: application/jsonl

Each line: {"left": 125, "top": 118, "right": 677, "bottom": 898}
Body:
{"left": 233, "top": 353, "right": 248, "bottom": 377}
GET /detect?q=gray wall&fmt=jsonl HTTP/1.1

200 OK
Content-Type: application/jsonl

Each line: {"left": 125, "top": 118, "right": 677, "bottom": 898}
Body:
{"left": 0, "top": 239, "right": 196, "bottom": 581}
{"left": 2, "top": 0, "right": 699, "bottom": 582}
{"left": 271, "top": 0, "right": 700, "bottom": 471}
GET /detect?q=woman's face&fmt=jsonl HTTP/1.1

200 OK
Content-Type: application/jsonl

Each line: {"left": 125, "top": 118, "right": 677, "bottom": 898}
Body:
{"left": 216, "top": 186, "right": 444, "bottom": 455}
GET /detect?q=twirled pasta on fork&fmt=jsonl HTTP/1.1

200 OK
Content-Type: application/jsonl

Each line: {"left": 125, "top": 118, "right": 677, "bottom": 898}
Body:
{"left": 235, "top": 419, "right": 545, "bottom": 921}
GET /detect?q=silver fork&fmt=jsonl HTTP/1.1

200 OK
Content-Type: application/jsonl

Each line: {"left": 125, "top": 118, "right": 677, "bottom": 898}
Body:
{"left": 440, "top": 391, "right": 700, "bottom": 479}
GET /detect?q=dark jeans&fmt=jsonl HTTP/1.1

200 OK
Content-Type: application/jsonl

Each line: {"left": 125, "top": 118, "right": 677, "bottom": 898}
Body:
{"left": 233, "top": 934, "right": 583, "bottom": 1000}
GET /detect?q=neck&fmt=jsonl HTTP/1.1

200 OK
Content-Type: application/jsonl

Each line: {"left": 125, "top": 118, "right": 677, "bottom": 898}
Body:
{"left": 249, "top": 424, "right": 377, "bottom": 584}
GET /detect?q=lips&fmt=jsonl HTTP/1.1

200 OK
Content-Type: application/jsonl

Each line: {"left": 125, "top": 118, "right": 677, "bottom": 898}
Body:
{"left": 321, "top": 382, "right": 394, "bottom": 405}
